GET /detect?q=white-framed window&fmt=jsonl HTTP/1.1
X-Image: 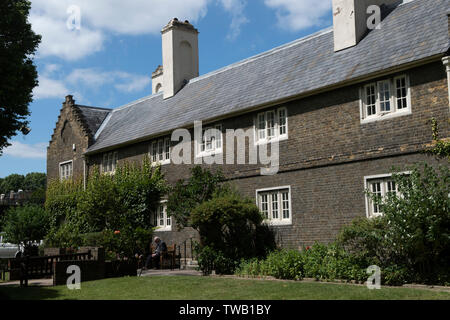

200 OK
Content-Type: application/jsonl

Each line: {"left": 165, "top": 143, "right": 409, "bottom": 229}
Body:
{"left": 256, "top": 186, "right": 292, "bottom": 226}
{"left": 150, "top": 137, "right": 171, "bottom": 165}
{"left": 255, "top": 107, "right": 288, "bottom": 145}
{"left": 360, "top": 75, "right": 411, "bottom": 123}
{"left": 151, "top": 201, "right": 171, "bottom": 231}
{"left": 364, "top": 173, "right": 408, "bottom": 218}
{"left": 59, "top": 160, "right": 73, "bottom": 181}
{"left": 102, "top": 152, "right": 118, "bottom": 174}
{"left": 197, "top": 124, "right": 223, "bottom": 157}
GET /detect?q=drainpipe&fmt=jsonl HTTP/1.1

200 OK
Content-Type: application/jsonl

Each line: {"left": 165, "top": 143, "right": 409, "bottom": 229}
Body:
{"left": 83, "top": 157, "right": 87, "bottom": 191}
{"left": 443, "top": 56, "right": 450, "bottom": 108}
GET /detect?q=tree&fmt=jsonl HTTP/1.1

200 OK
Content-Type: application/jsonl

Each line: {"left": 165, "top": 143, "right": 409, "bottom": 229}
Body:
{"left": 0, "top": 0, "right": 41, "bottom": 154}
{"left": 167, "top": 166, "right": 226, "bottom": 229}
{"left": 0, "top": 174, "right": 25, "bottom": 193}
{"left": 0, "top": 172, "right": 46, "bottom": 194}
{"left": 23, "top": 172, "right": 46, "bottom": 191}
{"left": 2, "top": 205, "right": 49, "bottom": 252}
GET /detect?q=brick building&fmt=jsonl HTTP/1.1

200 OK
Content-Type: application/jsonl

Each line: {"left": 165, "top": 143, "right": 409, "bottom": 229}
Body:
{"left": 47, "top": 0, "right": 450, "bottom": 249}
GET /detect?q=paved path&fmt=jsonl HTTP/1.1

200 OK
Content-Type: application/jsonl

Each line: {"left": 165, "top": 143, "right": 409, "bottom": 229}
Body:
{"left": 0, "top": 278, "right": 53, "bottom": 287}
{"left": 139, "top": 269, "right": 202, "bottom": 277}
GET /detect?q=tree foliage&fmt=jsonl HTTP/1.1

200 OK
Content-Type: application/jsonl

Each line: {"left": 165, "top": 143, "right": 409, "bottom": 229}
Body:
{"left": 45, "top": 159, "right": 167, "bottom": 258}
{"left": 0, "top": 172, "right": 46, "bottom": 194}
{"left": 2, "top": 204, "right": 49, "bottom": 246}
{"left": 0, "top": 0, "right": 41, "bottom": 154}
{"left": 192, "top": 191, "right": 276, "bottom": 274}
{"left": 340, "top": 163, "right": 450, "bottom": 284}
{"left": 167, "top": 166, "right": 226, "bottom": 229}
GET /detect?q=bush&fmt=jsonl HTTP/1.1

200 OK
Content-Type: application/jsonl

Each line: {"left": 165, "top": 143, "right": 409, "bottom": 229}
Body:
{"left": 167, "top": 166, "right": 226, "bottom": 229}
{"left": 45, "top": 158, "right": 166, "bottom": 259}
{"left": 339, "top": 163, "right": 450, "bottom": 285}
{"left": 191, "top": 191, "right": 275, "bottom": 274}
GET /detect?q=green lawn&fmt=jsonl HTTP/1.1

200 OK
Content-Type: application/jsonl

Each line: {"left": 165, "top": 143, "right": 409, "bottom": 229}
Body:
{"left": 0, "top": 276, "right": 449, "bottom": 300}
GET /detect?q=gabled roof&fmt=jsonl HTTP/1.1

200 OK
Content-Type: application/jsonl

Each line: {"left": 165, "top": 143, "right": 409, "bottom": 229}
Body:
{"left": 75, "top": 105, "right": 111, "bottom": 138}
{"left": 85, "top": 0, "right": 449, "bottom": 155}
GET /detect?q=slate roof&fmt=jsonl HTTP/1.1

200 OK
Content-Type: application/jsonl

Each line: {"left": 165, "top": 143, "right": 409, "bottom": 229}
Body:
{"left": 85, "top": 0, "right": 450, "bottom": 155}
{"left": 75, "top": 105, "right": 112, "bottom": 137}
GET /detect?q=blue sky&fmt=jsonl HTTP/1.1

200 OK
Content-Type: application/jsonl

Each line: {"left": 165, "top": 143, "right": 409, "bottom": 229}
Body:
{"left": 0, "top": 0, "right": 333, "bottom": 178}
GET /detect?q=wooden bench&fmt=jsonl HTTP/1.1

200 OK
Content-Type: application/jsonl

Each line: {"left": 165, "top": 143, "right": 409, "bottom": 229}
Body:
{"left": 9, "top": 251, "right": 92, "bottom": 287}
{"left": 147, "top": 244, "right": 179, "bottom": 270}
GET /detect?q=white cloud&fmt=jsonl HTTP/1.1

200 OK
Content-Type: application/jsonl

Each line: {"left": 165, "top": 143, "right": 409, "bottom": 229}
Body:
{"left": 3, "top": 142, "right": 48, "bottom": 159}
{"left": 30, "top": 13, "right": 104, "bottom": 61}
{"left": 264, "top": 0, "right": 332, "bottom": 31}
{"left": 67, "top": 68, "right": 151, "bottom": 93}
{"left": 33, "top": 75, "right": 69, "bottom": 100}
{"left": 30, "top": 0, "right": 210, "bottom": 60}
{"left": 219, "top": 0, "right": 249, "bottom": 40}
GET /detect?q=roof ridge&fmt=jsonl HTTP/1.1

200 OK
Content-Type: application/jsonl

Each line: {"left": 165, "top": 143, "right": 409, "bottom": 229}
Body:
{"left": 112, "top": 92, "right": 163, "bottom": 113}
{"left": 76, "top": 105, "right": 112, "bottom": 111}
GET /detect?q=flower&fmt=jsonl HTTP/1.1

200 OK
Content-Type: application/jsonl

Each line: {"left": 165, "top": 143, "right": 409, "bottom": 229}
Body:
{"left": 114, "top": 230, "right": 121, "bottom": 235}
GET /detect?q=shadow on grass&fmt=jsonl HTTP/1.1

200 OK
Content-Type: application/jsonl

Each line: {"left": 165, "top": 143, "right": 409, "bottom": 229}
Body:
{"left": 0, "top": 285, "right": 62, "bottom": 300}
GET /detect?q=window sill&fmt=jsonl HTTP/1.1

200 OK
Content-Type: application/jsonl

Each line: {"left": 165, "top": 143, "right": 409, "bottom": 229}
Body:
{"left": 265, "top": 220, "right": 292, "bottom": 227}
{"left": 361, "top": 109, "right": 411, "bottom": 124}
{"left": 154, "top": 226, "right": 172, "bottom": 232}
{"left": 195, "top": 150, "right": 223, "bottom": 159}
{"left": 151, "top": 160, "right": 170, "bottom": 167}
{"left": 255, "top": 135, "right": 288, "bottom": 146}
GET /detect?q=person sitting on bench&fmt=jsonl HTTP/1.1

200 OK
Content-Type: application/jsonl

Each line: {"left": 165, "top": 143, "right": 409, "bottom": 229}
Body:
{"left": 144, "top": 237, "right": 167, "bottom": 269}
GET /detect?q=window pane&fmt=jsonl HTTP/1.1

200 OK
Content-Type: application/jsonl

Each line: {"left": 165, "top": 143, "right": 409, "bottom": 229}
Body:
{"left": 371, "top": 182, "right": 382, "bottom": 214}
{"left": 379, "top": 81, "right": 391, "bottom": 112}
{"left": 159, "top": 205, "right": 164, "bottom": 226}
{"left": 215, "top": 125, "right": 222, "bottom": 149}
{"left": 282, "top": 192, "right": 290, "bottom": 219}
{"left": 158, "top": 140, "right": 164, "bottom": 161}
{"left": 366, "top": 84, "right": 376, "bottom": 116}
{"left": 267, "top": 111, "right": 275, "bottom": 138}
{"left": 396, "top": 77, "right": 408, "bottom": 110}
{"left": 258, "top": 114, "right": 266, "bottom": 140}
{"left": 165, "top": 138, "right": 170, "bottom": 160}
{"left": 260, "top": 194, "right": 269, "bottom": 219}
{"left": 151, "top": 143, "right": 157, "bottom": 162}
{"left": 279, "top": 109, "right": 287, "bottom": 136}
{"left": 271, "top": 193, "right": 279, "bottom": 219}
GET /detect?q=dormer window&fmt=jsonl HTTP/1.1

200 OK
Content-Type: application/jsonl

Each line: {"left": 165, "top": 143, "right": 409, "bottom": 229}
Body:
{"left": 360, "top": 75, "right": 411, "bottom": 123}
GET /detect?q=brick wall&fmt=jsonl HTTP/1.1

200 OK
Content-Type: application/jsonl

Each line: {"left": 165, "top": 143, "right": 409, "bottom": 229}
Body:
{"left": 75, "top": 61, "right": 449, "bottom": 248}
{"left": 47, "top": 97, "right": 91, "bottom": 183}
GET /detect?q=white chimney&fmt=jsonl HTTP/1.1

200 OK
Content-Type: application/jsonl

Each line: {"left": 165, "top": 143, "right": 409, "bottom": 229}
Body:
{"left": 332, "top": 0, "right": 400, "bottom": 52}
{"left": 161, "top": 18, "right": 199, "bottom": 99}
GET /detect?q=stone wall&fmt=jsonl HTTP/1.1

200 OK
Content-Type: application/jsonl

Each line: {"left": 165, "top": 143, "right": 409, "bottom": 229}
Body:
{"left": 47, "top": 96, "right": 91, "bottom": 183}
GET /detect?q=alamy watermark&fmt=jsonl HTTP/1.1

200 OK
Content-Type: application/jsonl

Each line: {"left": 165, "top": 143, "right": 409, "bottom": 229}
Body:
{"left": 66, "top": 265, "right": 81, "bottom": 290}
{"left": 366, "top": 265, "right": 381, "bottom": 290}
{"left": 168, "top": 121, "right": 280, "bottom": 175}
{"left": 367, "top": 5, "right": 382, "bottom": 30}
{"left": 66, "top": 5, "right": 81, "bottom": 31}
